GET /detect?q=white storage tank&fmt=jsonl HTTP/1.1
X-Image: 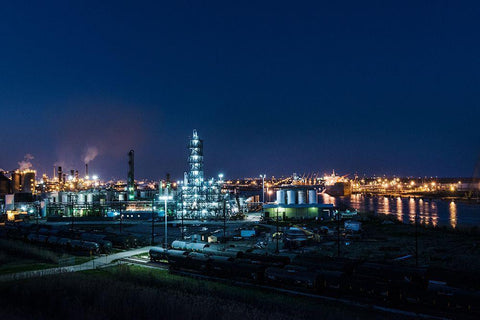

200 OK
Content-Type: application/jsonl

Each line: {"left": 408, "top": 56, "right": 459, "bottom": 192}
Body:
{"left": 287, "top": 190, "right": 296, "bottom": 205}
{"left": 86, "top": 193, "right": 93, "bottom": 203}
{"left": 41, "top": 200, "right": 47, "bottom": 217}
{"left": 276, "top": 190, "right": 285, "bottom": 204}
{"left": 308, "top": 190, "right": 317, "bottom": 204}
{"left": 118, "top": 193, "right": 125, "bottom": 201}
{"left": 77, "top": 194, "right": 85, "bottom": 204}
{"left": 298, "top": 190, "right": 306, "bottom": 204}
{"left": 61, "top": 193, "right": 68, "bottom": 204}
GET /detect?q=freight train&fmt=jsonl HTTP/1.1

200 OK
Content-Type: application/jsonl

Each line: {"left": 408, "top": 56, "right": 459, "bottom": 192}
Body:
{"left": 0, "top": 222, "right": 141, "bottom": 255}
{"left": 149, "top": 247, "right": 480, "bottom": 318}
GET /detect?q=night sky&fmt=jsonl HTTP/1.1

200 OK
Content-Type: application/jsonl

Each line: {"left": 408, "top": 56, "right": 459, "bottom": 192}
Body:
{"left": 1, "top": 1, "right": 479, "bottom": 180}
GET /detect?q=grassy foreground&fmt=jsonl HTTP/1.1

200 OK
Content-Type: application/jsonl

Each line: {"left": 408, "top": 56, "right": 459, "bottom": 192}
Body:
{"left": 0, "top": 264, "right": 402, "bottom": 320}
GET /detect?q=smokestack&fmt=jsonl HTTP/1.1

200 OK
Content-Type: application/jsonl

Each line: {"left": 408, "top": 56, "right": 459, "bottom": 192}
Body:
{"left": 85, "top": 163, "right": 89, "bottom": 177}
{"left": 75, "top": 170, "right": 79, "bottom": 180}
{"left": 127, "top": 150, "right": 135, "bottom": 200}
{"left": 58, "top": 166, "right": 63, "bottom": 182}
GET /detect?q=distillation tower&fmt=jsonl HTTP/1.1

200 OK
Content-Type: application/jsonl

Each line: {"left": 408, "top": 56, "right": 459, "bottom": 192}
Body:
{"left": 176, "top": 130, "right": 230, "bottom": 219}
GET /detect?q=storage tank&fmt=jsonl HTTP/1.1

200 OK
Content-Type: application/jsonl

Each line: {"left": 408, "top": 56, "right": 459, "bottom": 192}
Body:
{"left": 86, "top": 193, "right": 93, "bottom": 203}
{"left": 287, "top": 190, "right": 296, "bottom": 205}
{"left": 119, "top": 193, "right": 125, "bottom": 201}
{"left": 298, "top": 190, "right": 306, "bottom": 204}
{"left": 21, "top": 171, "right": 36, "bottom": 193}
{"left": 11, "top": 172, "right": 22, "bottom": 193}
{"left": 0, "top": 173, "right": 11, "bottom": 194}
{"left": 77, "top": 194, "right": 85, "bottom": 204}
{"left": 308, "top": 190, "right": 317, "bottom": 204}
{"left": 40, "top": 200, "right": 47, "bottom": 217}
{"left": 61, "top": 192, "right": 68, "bottom": 203}
{"left": 276, "top": 190, "right": 285, "bottom": 204}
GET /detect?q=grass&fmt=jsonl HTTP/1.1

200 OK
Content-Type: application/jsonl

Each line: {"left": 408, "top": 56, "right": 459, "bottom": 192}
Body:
{"left": 0, "top": 239, "right": 94, "bottom": 275}
{"left": 0, "top": 261, "right": 55, "bottom": 275}
{"left": 0, "top": 264, "right": 401, "bottom": 320}
{"left": 0, "top": 239, "right": 59, "bottom": 264}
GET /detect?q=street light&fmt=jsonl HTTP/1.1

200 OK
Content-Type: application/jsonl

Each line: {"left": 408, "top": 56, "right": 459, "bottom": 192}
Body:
{"left": 159, "top": 192, "right": 173, "bottom": 249}
{"left": 259, "top": 174, "right": 266, "bottom": 204}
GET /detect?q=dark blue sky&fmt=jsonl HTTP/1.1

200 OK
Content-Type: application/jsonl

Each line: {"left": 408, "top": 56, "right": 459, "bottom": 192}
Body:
{"left": 1, "top": 1, "right": 479, "bottom": 180}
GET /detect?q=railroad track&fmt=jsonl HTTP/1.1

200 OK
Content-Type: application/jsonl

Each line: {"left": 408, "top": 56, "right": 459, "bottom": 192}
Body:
{"left": 120, "top": 257, "right": 454, "bottom": 320}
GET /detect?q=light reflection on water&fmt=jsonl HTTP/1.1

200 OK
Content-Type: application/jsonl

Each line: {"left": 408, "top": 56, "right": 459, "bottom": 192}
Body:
{"left": 396, "top": 197, "right": 402, "bottom": 221}
{"left": 409, "top": 198, "right": 416, "bottom": 224}
{"left": 319, "top": 193, "right": 480, "bottom": 227}
{"left": 449, "top": 201, "right": 457, "bottom": 229}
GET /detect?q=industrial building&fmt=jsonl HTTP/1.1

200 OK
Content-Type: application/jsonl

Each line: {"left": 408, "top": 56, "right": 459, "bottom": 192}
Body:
{"left": 263, "top": 189, "right": 333, "bottom": 220}
{"left": 175, "top": 130, "right": 243, "bottom": 219}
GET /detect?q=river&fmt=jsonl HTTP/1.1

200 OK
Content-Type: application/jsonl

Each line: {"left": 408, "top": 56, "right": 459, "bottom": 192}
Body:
{"left": 318, "top": 193, "right": 480, "bottom": 228}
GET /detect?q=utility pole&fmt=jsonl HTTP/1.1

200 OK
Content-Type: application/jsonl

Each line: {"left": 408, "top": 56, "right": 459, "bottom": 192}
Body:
{"left": 119, "top": 208, "right": 123, "bottom": 234}
{"left": 415, "top": 209, "right": 419, "bottom": 267}
{"left": 151, "top": 198, "right": 155, "bottom": 245}
{"left": 223, "top": 197, "right": 226, "bottom": 249}
{"left": 181, "top": 191, "right": 184, "bottom": 240}
{"left": 275, "top": 207, "right": 279, "bottom": 254}
{"left": 337, "top": 210, "right": 341, "bottom": 257}
{"left": 70, "top": 194, "right": 74, "bottom": 230}
{"left": 164, "top": 184, "right": 169, "bottom": 249}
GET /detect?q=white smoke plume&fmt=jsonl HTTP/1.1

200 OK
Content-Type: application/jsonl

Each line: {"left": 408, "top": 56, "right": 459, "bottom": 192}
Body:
{"left": 83, "top": 146, "right": 99, "bottom": 164}
{"left": 18, "top": 154, "right": 34, "bottom": 170}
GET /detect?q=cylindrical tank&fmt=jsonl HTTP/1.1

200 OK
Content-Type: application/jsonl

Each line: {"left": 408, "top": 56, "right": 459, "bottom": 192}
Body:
{"left": 308, "top": 190, "right": 317, "bottom": 204}
{"left": 298, "top": 190, "right": 306, "bottom": 204}
{"left": 140, "top": 191, "right": 146, "bottom": 198}
{"left": 276, "top": 190, "right": 285, "bottom": 204}
{"left": 77, "top": 194, "right": 85, "bottom": 204}
{"left": 287, "top": 190, "right": 296, "bottom": 205}
{"left": 61, "top": 192, "right": 68, "bottom": 204}
{"left": 119, "top": 193, "right": 125, "bottom": 201}
{"left": 12, "top": 172, "right": 22, "bottom": 192}
{"left": 86, "top": 193, "right": 93, "bottom": 203}
{"left": 41, "top": 199, "right": 47, "bottom": 217}
{"left": 0, "top": 173, "right": 11, "bottom": 194}
{"left": 21, "top": 171, "right": 36, "bottom": 193}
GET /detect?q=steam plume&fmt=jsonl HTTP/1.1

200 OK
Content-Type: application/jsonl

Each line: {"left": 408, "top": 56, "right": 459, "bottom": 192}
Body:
{"left": 18, "top": 154, "right": 34, "bottom": 170}
{"left": 83, "top": 146, "right": 99, "bottom": 164}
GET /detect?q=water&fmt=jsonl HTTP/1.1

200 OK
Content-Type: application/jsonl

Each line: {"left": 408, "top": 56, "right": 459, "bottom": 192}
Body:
{"left": 318, "top": 193, "right": 480, "bottom": 228}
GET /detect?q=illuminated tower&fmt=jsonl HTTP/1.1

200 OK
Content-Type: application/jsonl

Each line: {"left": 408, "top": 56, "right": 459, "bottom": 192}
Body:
{"left": 177, "top": 129, "right": 235, "bottom": 219}
{"left": 127, "top": 150, "right": 135, "bottom": 200}
{"left": 187, "top": 130, "right": 204, "bottom": 186}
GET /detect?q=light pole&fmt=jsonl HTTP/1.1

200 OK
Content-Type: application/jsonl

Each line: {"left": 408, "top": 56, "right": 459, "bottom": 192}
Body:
{"left": 415, "top": 209, "right": 419, "bottom": 267}
{"left": 260, "top": 174, "right": 266, "bottom": 204}
{"left": 223, "top": 196, "right": 227, "bottom": 249}
{"left": 275, "top": 207, "right": 279, "bottom": 254}
{"left": 151, "top": 198, "right": 155, "bottom": 245}
{"left": 160, "top": 189, "right": 173, "bottom": 250}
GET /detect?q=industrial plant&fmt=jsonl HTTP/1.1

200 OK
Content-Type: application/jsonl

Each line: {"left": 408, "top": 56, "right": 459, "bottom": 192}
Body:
{"left": 0, "top": 130, "right": 250, "bottom": 222}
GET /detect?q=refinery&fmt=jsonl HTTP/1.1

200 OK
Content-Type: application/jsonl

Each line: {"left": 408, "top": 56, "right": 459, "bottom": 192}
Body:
{"left": 1, "top": 129, "right": 479, "bottom": 223}
{"left": 2, "top": 130, "right": 480, "bottom": 320}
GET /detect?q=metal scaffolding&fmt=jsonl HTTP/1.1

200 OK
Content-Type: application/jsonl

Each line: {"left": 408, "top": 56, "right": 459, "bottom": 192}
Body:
{"left": 176, "top": 130, "right": 232, "bottom": 219}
